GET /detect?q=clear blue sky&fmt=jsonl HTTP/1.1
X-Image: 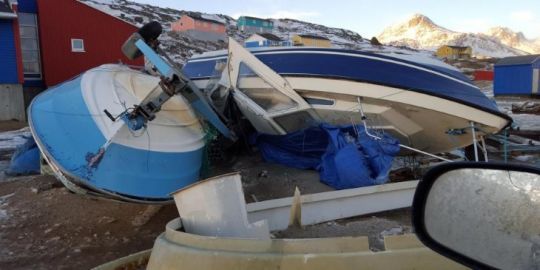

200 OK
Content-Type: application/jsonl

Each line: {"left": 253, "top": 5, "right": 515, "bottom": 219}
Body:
{"left": 131, "top": 0, "right": 540, "bottom": 39}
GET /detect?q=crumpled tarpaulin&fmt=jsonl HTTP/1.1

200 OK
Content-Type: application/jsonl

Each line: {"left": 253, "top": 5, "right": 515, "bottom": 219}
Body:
{"left": 251, "top": 124, "right": 400, "bottom": 189}
{"left": 7, "top": 135, "right": 40, "bottom": 176}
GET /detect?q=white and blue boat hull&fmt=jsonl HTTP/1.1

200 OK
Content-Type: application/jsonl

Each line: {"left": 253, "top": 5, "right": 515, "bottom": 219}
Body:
{"left": 183, "top": 46, "right": 511, "bottom": 154}
{"left": 29, "top": 65, "right": 206, "bottom": 202}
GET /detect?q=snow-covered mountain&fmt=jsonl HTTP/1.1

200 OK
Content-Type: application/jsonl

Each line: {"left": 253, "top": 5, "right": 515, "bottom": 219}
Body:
{"left": 78, "top": 0, "right": 444, "bottom": 66}
{"left": 377, "top": 14, "right": 532, "bottom": 58}
{"left": 485, "top": 27, "right": 540, "bottom": 55}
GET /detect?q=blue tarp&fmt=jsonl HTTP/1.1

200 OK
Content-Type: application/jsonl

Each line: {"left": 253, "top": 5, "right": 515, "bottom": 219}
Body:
{"left": 6, "top": 136, "right": 40, "bottom": 176}
{"left": 251, "top": 124, "right": 400, "bottom": 189}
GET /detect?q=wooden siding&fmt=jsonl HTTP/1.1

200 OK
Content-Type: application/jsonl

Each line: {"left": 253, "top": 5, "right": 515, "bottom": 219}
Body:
{"left": 36, "top": 0, "right": 143, "bottom": 86}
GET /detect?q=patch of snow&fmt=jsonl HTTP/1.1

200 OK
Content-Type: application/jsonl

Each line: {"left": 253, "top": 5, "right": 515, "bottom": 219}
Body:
{"left": 0, "top": 209, "right": 8, "bottom": 221}
{"left": 0, "top": 127, "right": 31, "bottom": 152}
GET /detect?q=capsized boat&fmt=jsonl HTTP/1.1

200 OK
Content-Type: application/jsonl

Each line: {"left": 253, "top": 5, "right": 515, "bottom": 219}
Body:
{"left": 183, "top": 41, "right": 512, "bottom": 155}
{"left": 29, "top": 64, "right": 207, "bottom": 202}
{"left": 30, "top": 22, "right": 236, "bottom": 203}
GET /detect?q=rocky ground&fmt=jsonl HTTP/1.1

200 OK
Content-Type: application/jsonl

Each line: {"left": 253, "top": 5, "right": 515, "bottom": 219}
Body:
{"left": 0, "top": 121, "right": 414, "bottom": 269}
{"left": 0, "top": 174, "right": 178, "bottom": 269}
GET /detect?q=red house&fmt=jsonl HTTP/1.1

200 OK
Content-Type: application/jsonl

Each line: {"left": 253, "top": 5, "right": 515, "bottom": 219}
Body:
{"left": 473, "top": 70, "right": 494, "bottom": 81}
{"left": 171, "top": 14, "right": 226, "bottom": 42}
{"left": 36, "top": 0, "right": 143, "bottom": 86}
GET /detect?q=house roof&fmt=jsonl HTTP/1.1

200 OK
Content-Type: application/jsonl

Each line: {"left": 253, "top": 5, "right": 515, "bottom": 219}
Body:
{"left": 446, "top": 45, "right": 470, "bottom": 50}
{"left": 77, "top": 0, "right": 138, "bottom": 27}
{"left": 496, "top": 54, "right": 540, "bottom": 66}
{"left": 255, "top": 33, "right": 282, "bottom": 41}
{"left": 239, "top": 15, "right": 272, "bottom": 22}
{"left": 0, "top": 0, "right": 17, "bottom": 19}
{"left": 184, "top": 13, "right": 225, "bottom": 25}
{"left": 297, "top": 34, "right": 330, "bottom": 41}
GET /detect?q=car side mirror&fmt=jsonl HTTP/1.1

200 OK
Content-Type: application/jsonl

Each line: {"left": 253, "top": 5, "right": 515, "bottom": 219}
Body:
{"left": 412, "top": 162, "right": 540, "bottom": 270}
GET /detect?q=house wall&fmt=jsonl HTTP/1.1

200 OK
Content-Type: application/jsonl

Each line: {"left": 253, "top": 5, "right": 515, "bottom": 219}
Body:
{"left": 171, "top": 16, "right": 194, "bottom": 32}
{"left": 36, "top": 0, "right": 143, "bottom": 86}
{"left": 533, "top": 68, "right": 539, "bottom": 94}
{"left": 172, "top": 16, "right": 225, "bottom": 34}
{"left": 436, "top": 46, "right": 471, "bottom": 59}
{"left": 0, "top": 18, "right": 26, "bottom": 121}
{"left": 237, "top": 17, "right": 273, "bottom": 33}
{"left": 193, "top": 19, "right": 225, "bottom": 33}
{"left": 292, "top": 36, "right": 331, "bottom": 47}
{"left": 473, "top": 70, "right": 494, "bottom": 81}
{"left": 0, "top": 19, "right": 20, "bottom": 84}
{"left": 0, "top": 84, "right": 25, "bottom": 121}
{"left": 494, "top": 64, "right": 533, "bottom": 95}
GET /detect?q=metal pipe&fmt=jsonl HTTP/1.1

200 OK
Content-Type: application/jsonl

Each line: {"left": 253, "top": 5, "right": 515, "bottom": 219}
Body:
{"left": 480, "top": 136, "right": 489, "bottom": 162}
{"left": 356, "top": 97, "right": 452, "bottom": 163}
{"left": 470, "top": 122, "right": 479, "bottom": 162}
{"left": 360, "top": 118, "right": 452, "bottom": 162}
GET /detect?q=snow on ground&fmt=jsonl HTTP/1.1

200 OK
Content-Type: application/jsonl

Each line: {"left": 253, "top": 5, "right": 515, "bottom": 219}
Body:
{"left": 0, "top": 128, "right": 31, "bottom": 153}
{"left": 476, "top": 82, "right": 540, "bottom": 131}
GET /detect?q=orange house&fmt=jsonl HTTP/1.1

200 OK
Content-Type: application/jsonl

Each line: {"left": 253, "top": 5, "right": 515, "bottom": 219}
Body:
{"left": 171, "top": 15, "right": 226, "bottom": 41}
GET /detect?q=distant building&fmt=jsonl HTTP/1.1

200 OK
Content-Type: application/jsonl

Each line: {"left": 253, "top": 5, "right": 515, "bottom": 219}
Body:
{"left": 171, "top": 14, "right": 226, "bottom": 41}
{"left": 292, "top": 34, "right": 331, "bottom": 48}
{"left": 436, "top": 45, "right": 472, "bottom": 60}
{"left": 473, "top": 70, "right": 494, "bottom": 81}
{"left": 0, "top": 0, "right": 24, "bottom": 121}
{"left": 494, "top": 55, "right": 540, "bottom": 95}
{"left": 244, "top": 33, "right": 291, "bottom": 48}
{"left": 236, "top": 16, "right": 273, "bottom": 33}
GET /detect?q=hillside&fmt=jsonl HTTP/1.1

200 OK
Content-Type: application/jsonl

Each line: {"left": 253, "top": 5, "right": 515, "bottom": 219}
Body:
{"left": 78, "top": 0, "right": 443, "bottom": 66}
{"left": 79, "top": 0, "right": 376, "bottom": 63}
{"left": 377, "top": 14, "right": 535, "bottom": 58}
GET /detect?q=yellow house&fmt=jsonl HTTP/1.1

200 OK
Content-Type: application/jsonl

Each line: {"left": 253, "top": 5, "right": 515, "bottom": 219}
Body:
{"left": 436, "top": 45, "right": 472, "bottom": 60}
{"left": 292, "top": 34, "right": 331, "bottom": 48}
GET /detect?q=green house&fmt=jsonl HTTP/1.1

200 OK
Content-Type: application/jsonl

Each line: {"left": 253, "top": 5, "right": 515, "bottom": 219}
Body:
{"left": 237, "top": 16, "right": 274, "bottom": 33}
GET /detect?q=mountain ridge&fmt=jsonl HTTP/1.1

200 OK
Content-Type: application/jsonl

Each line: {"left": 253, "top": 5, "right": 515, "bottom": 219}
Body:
{"left": 378, "top": 14, "right": 538, "bottom": 58}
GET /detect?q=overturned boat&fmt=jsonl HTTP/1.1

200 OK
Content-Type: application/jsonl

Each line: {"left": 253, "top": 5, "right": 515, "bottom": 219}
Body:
{"left": 29, "top": 64, "right": 207, "bottom": 202}
{"left": 29, "top": 21, "right": 510, "bottom": 202}
{"left": 184, "top": 41, "right": 511, "bottom": 155}
{"left": 29, "top": 22, "right": 233, "bottom": 202}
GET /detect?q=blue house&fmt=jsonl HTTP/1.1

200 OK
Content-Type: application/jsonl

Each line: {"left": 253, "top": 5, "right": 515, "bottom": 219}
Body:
{"left": 0, "top": 0, "right": 42, "bottom": 121}
{"left": 244, "top": 33, "right": 291, "bottom": 48}
{"left": 237, "top": 16, "right": 273, "bottom": 33}
{"left": 494, "top": 55, "right": 540, "bottom": 96}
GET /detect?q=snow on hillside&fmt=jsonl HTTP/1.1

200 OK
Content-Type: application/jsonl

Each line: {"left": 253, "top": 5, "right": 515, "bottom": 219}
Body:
{"left": 78, "top": 0, "right": 448, "bottom": 67}
{"left": 485, "top": 27, "right": 540, "bottom": 54}
{"left": 377, "top": 14, "right": 529, "bottom": 58}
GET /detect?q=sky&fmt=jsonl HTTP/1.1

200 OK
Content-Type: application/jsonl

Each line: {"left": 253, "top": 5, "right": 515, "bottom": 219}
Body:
{"left": 131, "top": 0, "right": 540, "bottom": 40}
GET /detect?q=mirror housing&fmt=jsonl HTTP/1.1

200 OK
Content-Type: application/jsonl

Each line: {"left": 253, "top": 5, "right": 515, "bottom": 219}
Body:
{"left": 412, "top": 162, "right": 540, "bottom": 270}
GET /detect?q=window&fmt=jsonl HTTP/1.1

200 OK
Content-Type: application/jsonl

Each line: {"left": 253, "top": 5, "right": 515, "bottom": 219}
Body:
{"left": 71, "top": 39, "right": 85, "bottom": 52}
{"left": 18, "top": 13, "right": 42, "bottom": 79}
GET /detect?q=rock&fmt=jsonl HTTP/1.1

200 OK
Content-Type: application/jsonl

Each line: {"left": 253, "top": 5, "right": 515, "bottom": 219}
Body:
{"left": 46, "top": 236, "right": 61, "bottom": 243}
{"left": 30, "top": 187, "right": 39, "bottom": 194}
{"left": 98, "top": 216, "right": 116, "bottom": 224}
{"left": 131, "top": 205, "right": 162, "bottom": 227}
{"left": 44, "top": 228, "right": 53, "bottom": 234}
{"left": 73, "top": 248, "right": 81, "bottom": 253}
{"left": 512, "top": 102, "right": 540, "bottom": 115}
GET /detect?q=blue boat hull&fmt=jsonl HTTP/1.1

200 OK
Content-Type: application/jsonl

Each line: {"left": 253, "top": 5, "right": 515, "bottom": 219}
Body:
{"left": 29, "top": 65, "right": 205, "bottom": 202}
{"left": 183, "top": 47, "right": 509, "bottom": 122}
